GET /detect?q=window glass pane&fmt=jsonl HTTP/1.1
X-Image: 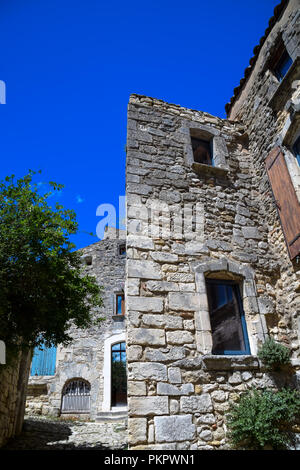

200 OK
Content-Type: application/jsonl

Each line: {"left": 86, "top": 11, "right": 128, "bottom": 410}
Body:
{"left": 275, "top": 50, "right": 293, "bottom": 81}
{"left": 119, "top": 244, "right": 126, "bottom": 256}
{"left": 112, "top": 351, "right": 120, "bottom": 362}
{"left": 116, "top": 295, "right": 123, "bottom": 314}
{"left": 206, "top": 281, "right": 247, "bottom": 354}
{"left": 112, "top": 342, "right": 121, "bottom": 351}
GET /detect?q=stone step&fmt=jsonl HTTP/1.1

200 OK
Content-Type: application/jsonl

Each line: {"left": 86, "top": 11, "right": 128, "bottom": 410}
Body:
{"left": 96, "top": 410, "right": 128, "bottom": 422}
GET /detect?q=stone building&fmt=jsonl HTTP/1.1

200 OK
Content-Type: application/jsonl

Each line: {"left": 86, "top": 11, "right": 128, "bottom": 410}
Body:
{"left": 26, "top": 227, "right": 127, "bottom": 421}
{"left": 21, "top": 0, "right": 300, "bottom": 451}
{"left": 125, "top": 0, "right": 300, "bottom": 449}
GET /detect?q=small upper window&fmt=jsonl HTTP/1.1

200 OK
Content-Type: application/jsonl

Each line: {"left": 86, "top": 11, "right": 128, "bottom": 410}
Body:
{"left": 206, "top": 280, "right": 250, "bottom": 355}
{"left": 116, "top": 293, "right": 125, "bottom": 315}
{"left": 270, "top": 42, "right": 293, "bottom": 82}
{"left": 119, "top": 244, "right": 126, "bottom": 257}
{"left": 292, "top": 136, "right": 300, "bottom": 166}
{"left": 191, "top": 137, "right": 213, "bottom": 166}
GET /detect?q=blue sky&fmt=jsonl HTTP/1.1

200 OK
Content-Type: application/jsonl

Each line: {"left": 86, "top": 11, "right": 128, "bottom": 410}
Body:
{"left": 0, "top": 0, "right": 279, "bottom": 249}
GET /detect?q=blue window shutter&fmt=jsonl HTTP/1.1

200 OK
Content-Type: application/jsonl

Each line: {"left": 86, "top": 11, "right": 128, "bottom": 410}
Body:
{"left": 31, "top": 344, "right": 57, "bottom": 376}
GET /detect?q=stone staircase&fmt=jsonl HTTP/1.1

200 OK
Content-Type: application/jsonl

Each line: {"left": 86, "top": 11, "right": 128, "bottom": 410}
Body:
{"left": 96, "top": 408, "right": 128, "bottom": 422}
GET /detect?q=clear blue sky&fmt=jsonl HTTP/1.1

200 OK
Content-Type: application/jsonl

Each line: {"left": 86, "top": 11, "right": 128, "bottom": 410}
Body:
{"left": 0, "top": 0, "right": 279, "bottom": 249}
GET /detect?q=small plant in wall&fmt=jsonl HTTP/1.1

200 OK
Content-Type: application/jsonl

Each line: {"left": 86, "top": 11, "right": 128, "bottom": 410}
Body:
{"left": 227, "top": 388, "right": 300, "bottom": 450}
{"left": 257, "top": 336, "right": 291, "bottom": 370}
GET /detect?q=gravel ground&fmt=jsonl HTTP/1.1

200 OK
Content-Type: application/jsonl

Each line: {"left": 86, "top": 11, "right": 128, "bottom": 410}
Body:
{"left": 2, "top": 415, "right": 128, "bottom": 450}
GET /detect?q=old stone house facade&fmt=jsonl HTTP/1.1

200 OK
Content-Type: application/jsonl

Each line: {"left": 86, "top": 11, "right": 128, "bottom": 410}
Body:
{"left": 26, "top": 227, "right": 127, "bottom": 421}
{"left": 125, "top": 0, "right": 300, "bottom": 449}
{"left": 15, "top": 0, "right": 300, "bottom": 451}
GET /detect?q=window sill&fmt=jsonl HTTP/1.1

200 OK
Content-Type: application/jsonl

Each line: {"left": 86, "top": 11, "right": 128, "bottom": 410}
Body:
{"left": 112, "top": 315, "right": 125, "bottom": 321}
{"left": 269, "top": 57, "right": 300, "bottom": 112}
{"left": 202, "top": 354, "right": 260, "bottom": 371}
{"left": 192, "top": 162, "right": 229, "bottom": 177}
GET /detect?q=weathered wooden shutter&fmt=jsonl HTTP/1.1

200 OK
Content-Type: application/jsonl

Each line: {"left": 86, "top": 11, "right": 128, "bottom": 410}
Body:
{"left": 266, "top": 147, "right": 300, "bottom": 260}
{"left": 30, "top": 344, "right": 57, "bottom": 376}
{"left": 121, "top": 296, "right": 125, "bottom": 316}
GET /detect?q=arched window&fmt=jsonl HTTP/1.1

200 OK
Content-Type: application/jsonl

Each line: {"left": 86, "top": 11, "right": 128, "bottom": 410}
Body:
{"left": 61, "top": 379, "right": 91, "bottom": 413}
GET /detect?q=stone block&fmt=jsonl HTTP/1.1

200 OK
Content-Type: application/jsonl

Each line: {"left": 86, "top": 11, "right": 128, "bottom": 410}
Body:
{"left": 150, "top": 252, "right": 179, "bottom": 263}
{"left": 127, "top": 235, "right": 155, "bottom": 250}
{"left": 145, "top": 280, "right": 179, "bottom": 292}
{"left": 128, "top": 328, "right": 165, "bottom": 346}
{"left": 128, "top": 362, "right": 167, "bottom": 381}
{"left": 128, "top": 418, "right": 148, "bottom": 444}
{"left": 170, "top": 399, "right": 179, "bottom": 415}
{"left": 180, "top": 394, "right": 213, "bottom": 413}
{"left": 129, "top": 396, "right": 169, "bottom": 416}
{"left": 185, "top": 241, "right": 208, "bottom": 255}
{"left": 142, "top": 314, "right": 183, "bottom": 330}
{"left": 127, "top": 278, "right": 140, "bottom": 296}
{"left": 144, "top": 347, "right": 186, "bottom": 362}
{"left": 127, "top": 259, "right": 162, "bottom": 280}
{"left": 128, "top": 381, "right": 147, "bottom": 396}
{"left": 168, "top": 367, "right": 182, "bottom": 384}
{"left": 241, "top": 226, "right": 262, "bottom": 239}
{"left": 127, "top": 296, "right": 164, "bottom": 313}
{"left": 166, "top": 330, "right": 194, "bottom": 345}
{"left": 157, "top": 382, "right": 194, "bottom": 395}
{"left": 154, "top": 415, "right": 195, "bottom": 443}
{"left": 168, "top": 292, "right": 201, "bottom": 311}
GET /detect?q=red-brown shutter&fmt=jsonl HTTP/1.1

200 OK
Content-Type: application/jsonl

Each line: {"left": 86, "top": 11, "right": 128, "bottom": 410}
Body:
{"left": 266, "top": 147, "right": 300, "bottom": 260}
{"left": 121, "top": 296, "right": 125, "bottom": 316}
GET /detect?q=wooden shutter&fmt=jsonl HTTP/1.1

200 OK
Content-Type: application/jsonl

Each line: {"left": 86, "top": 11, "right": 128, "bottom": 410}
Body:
{"left": 266, "top": 147, "right": 300, "bottom": 260}
{"left": 121, "top": 295, "right": 125, "bottom": 316}
{"left": 30, "top": 344, "right": 57, "bottom": 376}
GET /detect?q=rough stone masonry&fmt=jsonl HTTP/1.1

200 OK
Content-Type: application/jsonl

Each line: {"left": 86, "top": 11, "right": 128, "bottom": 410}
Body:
{"left": 125, "top": 0, "right": 300, "bottom": 449}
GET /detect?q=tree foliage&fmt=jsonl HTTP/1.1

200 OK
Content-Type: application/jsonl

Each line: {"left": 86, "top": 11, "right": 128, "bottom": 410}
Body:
{"left": 0, "top": 171, "right": 103, "bottom": 351}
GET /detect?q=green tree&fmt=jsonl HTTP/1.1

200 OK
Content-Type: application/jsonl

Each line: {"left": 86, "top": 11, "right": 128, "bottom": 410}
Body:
{"left": 0, "top": 171, "right": 103, "bottom": 352}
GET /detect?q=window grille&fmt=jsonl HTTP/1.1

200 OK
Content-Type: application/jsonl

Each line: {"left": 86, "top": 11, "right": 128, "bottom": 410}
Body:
{"left": 61, "top": 379, "right": 91, "bottom": 413}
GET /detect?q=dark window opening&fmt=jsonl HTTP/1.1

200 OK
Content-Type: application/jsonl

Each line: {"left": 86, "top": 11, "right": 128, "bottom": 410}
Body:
{"left": 111, "top": 342, "right": 127, "bottom": 406}
{"left": 292, "top": 136, "right": 300, "bottom": 167}
{"left": 116, "top": 293, "right": 125, "bottom": 315}
{"left": 270, "top": 43, "right": 293, "bottom": 82}
{"left": 119, "top": 244, "right": 126, "bottom": 256}
{"left": 191, "top": 137, "right": 213, "bottom": 166}
{"left": 206, "top": 280, "right": 250, "bottom": 355}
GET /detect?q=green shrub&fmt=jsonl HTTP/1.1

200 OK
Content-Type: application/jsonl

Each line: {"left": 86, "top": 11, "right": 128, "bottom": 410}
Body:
{"left": 258, "top": 337, "right": 291, "bottom": 370}
{"left": 227, "top": 388, "right": 300, "bottom": 449}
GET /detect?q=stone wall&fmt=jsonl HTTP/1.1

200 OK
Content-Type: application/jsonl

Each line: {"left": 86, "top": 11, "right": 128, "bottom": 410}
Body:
{"left": 228, "top": 0, "right": 300, "bottom": 353}
{"left": 26, "top": 232, "right": 126, "bottom": 419}
{"left": 0, "top": 349, "right": 32, "bottom": 447}
{"left": 125, "top": 87, "right": 300, "bottom": 448}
